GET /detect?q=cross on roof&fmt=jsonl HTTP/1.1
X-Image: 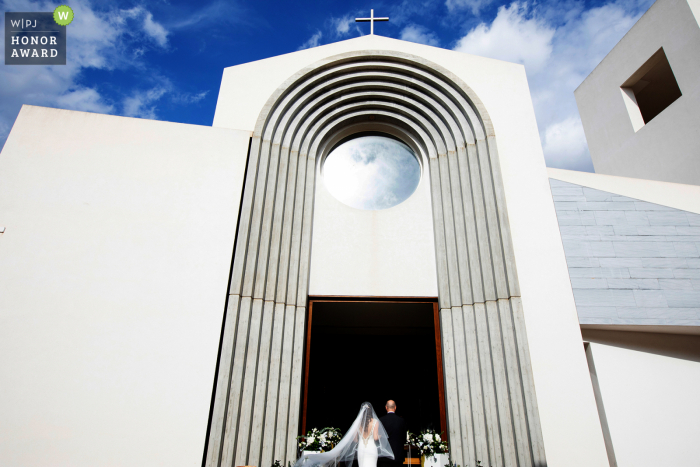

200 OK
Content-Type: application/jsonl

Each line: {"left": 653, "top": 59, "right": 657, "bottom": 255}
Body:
{"left": 355, "top": 9, "right": 389, "bottom": 35}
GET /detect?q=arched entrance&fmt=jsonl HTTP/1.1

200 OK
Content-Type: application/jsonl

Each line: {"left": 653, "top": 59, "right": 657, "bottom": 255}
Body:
{"left": 204, "top": 51, "right": 546, "bottom": 467}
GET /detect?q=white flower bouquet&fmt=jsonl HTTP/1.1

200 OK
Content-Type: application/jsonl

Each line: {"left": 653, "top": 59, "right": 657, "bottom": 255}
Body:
{"left": 297, "top": 427, "right": 342, "bottom": 453}
{"left": 407, "top": 429, "right": 449, "bottom": 458}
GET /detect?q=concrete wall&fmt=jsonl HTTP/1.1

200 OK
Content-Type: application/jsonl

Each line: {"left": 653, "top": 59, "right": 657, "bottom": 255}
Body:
{"left": 549, "top": 177, "right": 700, "bottom": 327}
{"left": 0, "top": 106, "right": 250, "bottom": 467}
{"left": 548, "top": 167, "right": 700, "bottom": 215}
{"left": 309, "top": 164, "right": 438, "bottom": 297}
{"left": 214, "top": 35, "right": 610, "bottom": 466}
{"left": 575, "top": 0, "right": 700, "bottom": 186}
{"left": 585, "top": 338, "right": 700, "bottom": 467}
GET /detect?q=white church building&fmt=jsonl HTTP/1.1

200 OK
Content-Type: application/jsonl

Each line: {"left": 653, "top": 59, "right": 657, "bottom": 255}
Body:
{"left": 1, "top": 1, "right": 698, "bottom": 466}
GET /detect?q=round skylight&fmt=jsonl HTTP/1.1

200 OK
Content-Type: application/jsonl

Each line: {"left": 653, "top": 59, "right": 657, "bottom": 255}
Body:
{"left": 322, "top": 134, "right": 421, "bottom": 210}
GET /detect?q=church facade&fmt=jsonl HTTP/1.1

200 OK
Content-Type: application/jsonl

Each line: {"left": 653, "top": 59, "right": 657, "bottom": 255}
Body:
{"left": 206, "top": 41, "right": 552, "bottom": 467}
{"left": 1, "top": 7, "right": 698, "bottom": 467}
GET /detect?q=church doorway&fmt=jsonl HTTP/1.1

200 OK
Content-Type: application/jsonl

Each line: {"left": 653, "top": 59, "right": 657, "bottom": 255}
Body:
{"left": 302, "top": 297, "right": 446, "bottom": 440}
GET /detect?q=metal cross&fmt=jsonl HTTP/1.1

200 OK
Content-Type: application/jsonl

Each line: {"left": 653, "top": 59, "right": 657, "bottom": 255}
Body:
{"left": 355, "top": 9, "right": 389, "bottom": 35}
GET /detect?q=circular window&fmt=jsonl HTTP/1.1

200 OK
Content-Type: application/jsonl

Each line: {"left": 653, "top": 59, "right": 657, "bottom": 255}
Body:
{"left": 322, "top": 135, "right": 421, "bottom": 210}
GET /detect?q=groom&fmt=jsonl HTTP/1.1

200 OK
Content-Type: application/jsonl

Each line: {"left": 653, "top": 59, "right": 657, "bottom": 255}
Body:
{"left": 379, "top": 400, "right": 407, "bottom": 467}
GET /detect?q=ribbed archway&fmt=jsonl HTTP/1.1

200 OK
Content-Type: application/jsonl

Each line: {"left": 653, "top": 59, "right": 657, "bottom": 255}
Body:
{"left": 205, "top": 50, "right": 546, "bottom": 467}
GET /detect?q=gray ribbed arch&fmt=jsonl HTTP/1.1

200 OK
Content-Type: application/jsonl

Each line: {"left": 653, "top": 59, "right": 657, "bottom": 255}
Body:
{"left": 205, "top": 50, "right": 546, "bottom": 467}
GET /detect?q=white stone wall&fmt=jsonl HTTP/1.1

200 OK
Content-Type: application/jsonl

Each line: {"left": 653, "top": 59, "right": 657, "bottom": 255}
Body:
{"left": 575, "top": 0, "right": 700, "bottom": 186}
{"left": 308, "top": 157, "right": 438, "bottom": 297}
{"left": 0, "top": 106, "right": 250, "bottom": 467}
{"left": 586, "top": 340, "right": 700, "bottom": 466}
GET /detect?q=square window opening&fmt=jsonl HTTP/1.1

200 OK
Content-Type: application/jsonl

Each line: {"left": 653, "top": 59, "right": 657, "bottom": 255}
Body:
{"left": 620, "top": 48, "right": 682, "bottom": 132}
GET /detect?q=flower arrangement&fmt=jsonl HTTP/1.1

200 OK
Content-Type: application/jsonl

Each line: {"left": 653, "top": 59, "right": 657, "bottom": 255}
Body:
{"left": 407, "top": 429, "right": 449, "bottom": 459}
{"left": 297, "top": 427, "right": 342, "bottom": 452}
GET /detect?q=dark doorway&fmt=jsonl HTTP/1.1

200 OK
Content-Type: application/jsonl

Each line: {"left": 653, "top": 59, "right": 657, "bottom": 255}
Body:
{"left": 302, "top": 298, "right": 446, "bottom": 439}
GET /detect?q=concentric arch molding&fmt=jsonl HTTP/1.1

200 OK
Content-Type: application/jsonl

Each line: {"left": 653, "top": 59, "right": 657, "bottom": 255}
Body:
{"left": 204, "top": 50, "right": 547, "bottom": 467}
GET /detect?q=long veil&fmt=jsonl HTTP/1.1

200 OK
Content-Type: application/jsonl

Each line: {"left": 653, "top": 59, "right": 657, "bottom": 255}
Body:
{"left": 294, "top": 402, "right": 394, "bottom": 467}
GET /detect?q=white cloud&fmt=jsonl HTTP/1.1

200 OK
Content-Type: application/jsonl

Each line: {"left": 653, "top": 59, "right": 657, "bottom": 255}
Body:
{"left": 142, "top": 10, "right": 169, "bottom": 47}
{"left": 55, "top": 88, "right": 114, "bottom": 114}
{"left": 400, "top": 24, "right": 440, "bottom": 46}
{"left": 0, "top": 0, "right": 121, "bottom": 146}
{"left": 172, "top": 91, "right": 209, "bottom": 104}
{"left": 168, "top": 0, "right": 242, "bottom": 30}
{"left": 330, "top": 14, "right": 364, "bottom": 38}
{"left": 541, "top": 117, "right": 590, "bottom": 170}
{"left": 446, "top": 0, "right": 496, "bottom": 15}
{"left": 331, "top": 15, "right": 355, "bottom": 36}
{"left": 298, "top": 30, "right": 323, "bottom": 50}
{"left": 0, "top": 0, "right": 189, "bottom": 148}
{"left": 296, "top": 12, "right": 365, "bottom": 50}
{"left": 453, "top": 3, "right": 554, "bottom": 73}
{"left": 123, "top": 86, "right": 169, "bottom": 120}
{"left": 114, "top": 6, "right": 169, "bottom": 48}
{"left": 453, "top": 0, "right": 651, "bottom": 171}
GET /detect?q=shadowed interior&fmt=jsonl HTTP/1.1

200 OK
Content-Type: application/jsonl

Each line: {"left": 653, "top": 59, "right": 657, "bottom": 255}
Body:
{"left": 304, "top": 301, "right": 442, "bottom": 437}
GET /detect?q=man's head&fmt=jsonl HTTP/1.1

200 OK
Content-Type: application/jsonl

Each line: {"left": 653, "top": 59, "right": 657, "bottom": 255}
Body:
{"left": 385, "top": 400, "right": 396, "bottom": 413}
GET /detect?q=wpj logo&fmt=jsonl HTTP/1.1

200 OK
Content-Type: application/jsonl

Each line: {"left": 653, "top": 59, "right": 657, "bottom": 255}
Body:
{"left": 5, "top": 6, "right": 72, "bottom": 65}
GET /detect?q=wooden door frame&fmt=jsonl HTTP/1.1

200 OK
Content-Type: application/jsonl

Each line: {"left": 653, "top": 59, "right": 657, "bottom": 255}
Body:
{"left": 301, "top": 296, "right": 447, "bottom": 436}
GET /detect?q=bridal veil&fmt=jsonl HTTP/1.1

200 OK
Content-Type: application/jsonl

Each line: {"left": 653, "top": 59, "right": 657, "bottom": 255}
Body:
{"left": 294, "top": 402, "right": 394, "bottom": 467}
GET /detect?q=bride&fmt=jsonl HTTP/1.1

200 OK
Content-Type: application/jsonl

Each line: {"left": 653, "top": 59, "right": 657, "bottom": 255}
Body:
{"left": 294, "top": 402, "right": 394, "bottom": 467}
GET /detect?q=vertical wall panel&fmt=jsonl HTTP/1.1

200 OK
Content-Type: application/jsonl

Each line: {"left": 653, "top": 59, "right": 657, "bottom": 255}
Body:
{"left": 486, "top": 300, "right": 516, "bottom": 467}
{"left": 457, "top": 147, "right": 484, "bottom": 304}
{"left": 286, "top": 307, "right": 307, "bottom": 461}
{"left": 462, "top": 305, "right": 488, "bottom": 464}
{"left": 512, "top": 297, "right": 547, "bottom": 465}
{"left": 248, "top": 300, "right": 276, "bottom": 465}
{"left": 205, "top": 294, "right": 240, "bottom": 467}
{"left": 452, "top": 306, "right": 477, "bottom": 464}
{"left": 440, "top": 309, "right": 465, "bottom": 463}
{"left": 260, "top": 302, "right": 286, "bottom": 467}
{"left": 234, "top": 298, "right": 264, "bottom": 466}
{"left": 447, "top": 151, "right": 474, "bottom": 305}
{"left": 274, "top": 305, "right": 297, "bottom": 462}
{"left": 498, "top": 298, "right": 532, "bottom": 467}
{"left": 430, "top": 158, "right": 452, "bottom": 309}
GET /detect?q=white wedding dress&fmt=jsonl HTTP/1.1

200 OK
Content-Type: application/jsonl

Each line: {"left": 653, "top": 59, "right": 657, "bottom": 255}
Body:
{"left": 357, "top": 420, "right": 379, "bottom": 467}
{"left": 293, "top": 402, "right": 394, "bottom": 467}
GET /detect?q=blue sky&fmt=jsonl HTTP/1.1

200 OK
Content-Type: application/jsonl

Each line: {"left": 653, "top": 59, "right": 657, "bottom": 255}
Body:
{"left": 1, "top": 0, "right": 654, "bottom": 170}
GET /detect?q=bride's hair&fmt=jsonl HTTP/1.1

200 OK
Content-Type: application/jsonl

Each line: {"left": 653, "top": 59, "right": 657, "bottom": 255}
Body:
{"left": 361, "top": 402, "right": 374, "bottom": 432}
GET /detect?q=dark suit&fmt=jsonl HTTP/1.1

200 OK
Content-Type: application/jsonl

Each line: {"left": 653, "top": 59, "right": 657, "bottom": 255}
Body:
{"left": 379, "top": 412, "right": 407, "bottom": 467}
